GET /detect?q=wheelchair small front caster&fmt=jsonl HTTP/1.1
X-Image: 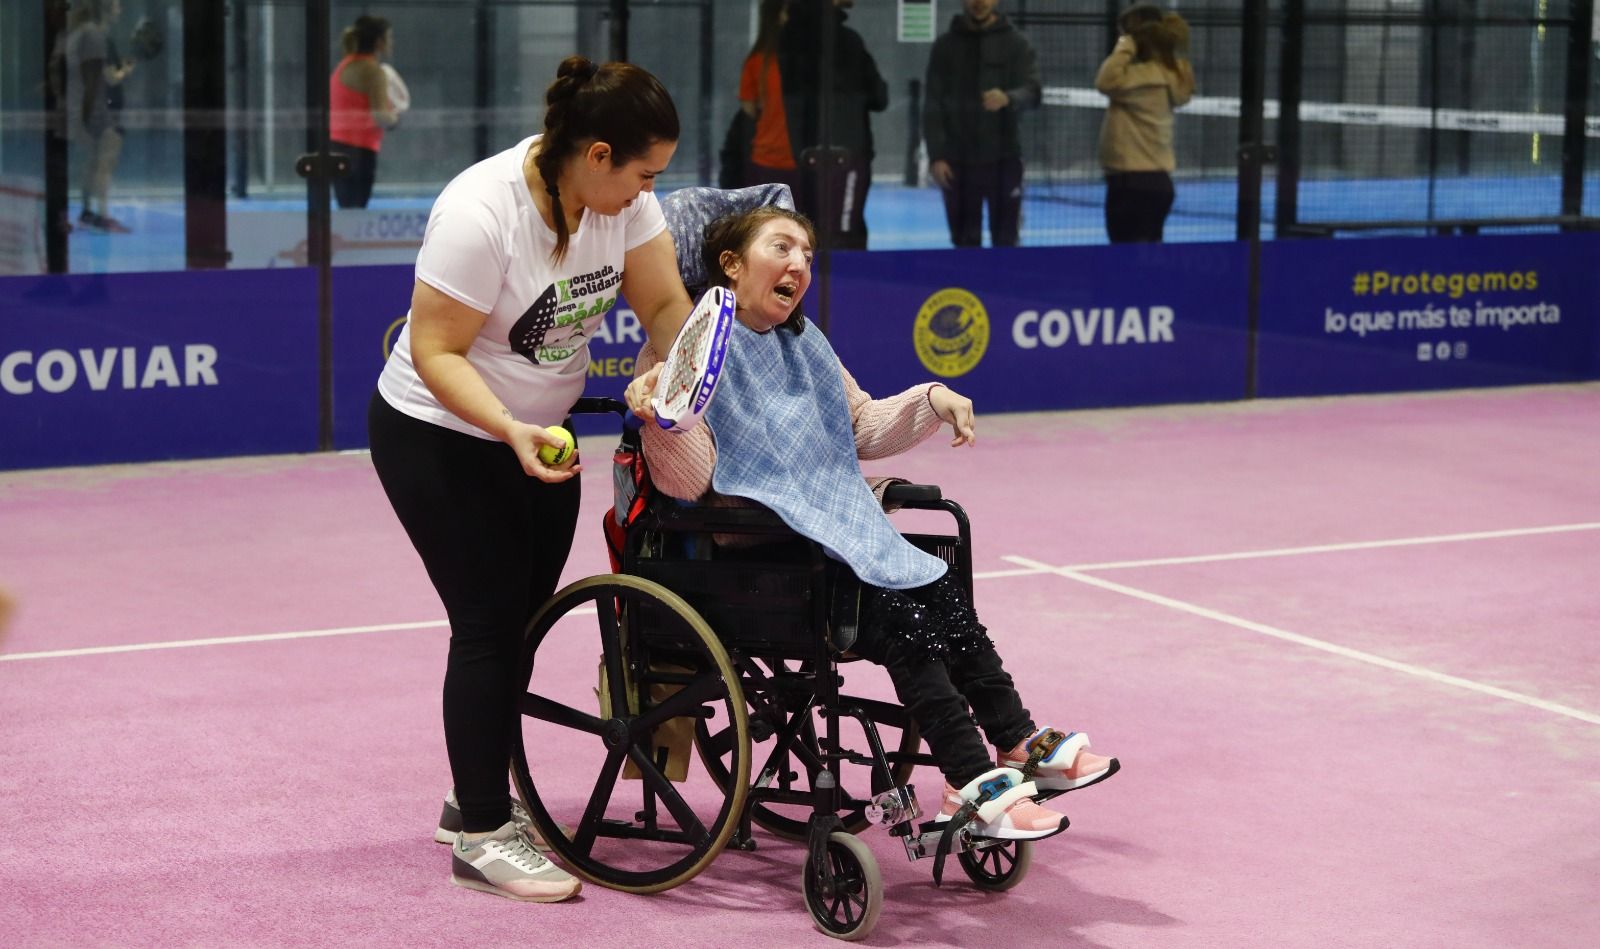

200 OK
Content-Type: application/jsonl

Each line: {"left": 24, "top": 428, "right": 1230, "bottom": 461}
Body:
{"left": 959, "top": 838, "right": 1032, "bottom": 891}
{"left": 801, "top": 831, "right": 882, "bottom": 941}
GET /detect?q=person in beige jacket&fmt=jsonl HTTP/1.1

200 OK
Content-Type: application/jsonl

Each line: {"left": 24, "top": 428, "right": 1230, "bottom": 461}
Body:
{"left": 1095, "top": 4, "right": 1195, "bottom": 242}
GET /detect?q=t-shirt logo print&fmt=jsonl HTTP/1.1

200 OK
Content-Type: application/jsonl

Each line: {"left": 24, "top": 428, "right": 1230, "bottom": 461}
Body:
{"left": 509, "top": 284, "right": 561, "bottom": 364}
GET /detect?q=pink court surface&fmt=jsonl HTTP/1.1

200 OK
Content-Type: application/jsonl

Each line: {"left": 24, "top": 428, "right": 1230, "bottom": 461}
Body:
{"left": 2, "top": 383, "right": 1597, "bottom": 948}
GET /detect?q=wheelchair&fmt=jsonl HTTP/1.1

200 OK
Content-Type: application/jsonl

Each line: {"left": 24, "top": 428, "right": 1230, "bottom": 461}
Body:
{"left": 509, "top": 399, "right": 1035, "bottom": 941}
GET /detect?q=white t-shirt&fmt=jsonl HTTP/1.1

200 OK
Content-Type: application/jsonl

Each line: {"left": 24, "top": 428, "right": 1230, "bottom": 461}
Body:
{"left": 378, "top": 135, "right": 667, "bottom": 438}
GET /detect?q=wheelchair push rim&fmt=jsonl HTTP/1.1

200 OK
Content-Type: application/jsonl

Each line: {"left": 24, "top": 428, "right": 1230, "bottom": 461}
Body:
{"left": 511, "top": 574, "right": 751, "bottom": 894}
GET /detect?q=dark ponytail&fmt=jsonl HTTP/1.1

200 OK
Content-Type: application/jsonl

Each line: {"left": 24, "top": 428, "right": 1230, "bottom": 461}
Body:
{"left": 535, "top": 56, "right": 680, "bottom": 262}
{"left": 343, "top": 15, "right": 390, "bottom": 55}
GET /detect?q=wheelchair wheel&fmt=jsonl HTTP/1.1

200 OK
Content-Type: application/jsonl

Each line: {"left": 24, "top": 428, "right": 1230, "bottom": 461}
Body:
{"left": 959, "top": 838, "right": 1033, "bottom": 891}
{"left": 511, "top": 574, "right": 750, "bottom": 894}
{"left": 803, "top": 832, "right": 883, "bottom": 941}
{"left": 693, "top": 658, "right": 921, "bottom": 841}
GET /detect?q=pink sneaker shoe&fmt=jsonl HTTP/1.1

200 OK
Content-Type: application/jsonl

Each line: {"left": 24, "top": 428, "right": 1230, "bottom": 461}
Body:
{"left": 999, "top": 728, "right": 1120, "bottom": 793}
{"left": 935, "top": 767, "right": 1069, "bottom": 841}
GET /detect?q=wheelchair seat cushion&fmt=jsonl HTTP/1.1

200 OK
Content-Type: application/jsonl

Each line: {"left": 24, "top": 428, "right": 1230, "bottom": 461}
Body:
{"left": 660, "top": 184, "right": 795, "bottom": 296}
{"left": 705, "top": 317, "right": 947, "bottom": 591}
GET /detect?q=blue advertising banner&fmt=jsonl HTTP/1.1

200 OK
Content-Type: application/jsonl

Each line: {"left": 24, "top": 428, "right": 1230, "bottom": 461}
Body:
{"left": 9, "top": 233, "right": 1588, "bottom": 473}
{"left": 331, "top": 264, "right": 414, "bottom": 449}
{"left": 1, "top": 269, "right": 320, "bottom": 470}
{"left": 1257, "top": 232, "right": 1600, "bottom": 396}
{"left": 823, "top": 242, "right": 1251, "bottom": 412}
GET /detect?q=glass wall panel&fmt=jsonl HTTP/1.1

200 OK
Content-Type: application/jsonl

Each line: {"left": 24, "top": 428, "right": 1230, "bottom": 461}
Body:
{"left": 0, "top": 1, "right": 53, "bottom": 275}
{"left": 1285, "top": 0, "right": 1593, "bottom": 234}
{"left": 2, "top": 0, "right": 188, "bottom": 274}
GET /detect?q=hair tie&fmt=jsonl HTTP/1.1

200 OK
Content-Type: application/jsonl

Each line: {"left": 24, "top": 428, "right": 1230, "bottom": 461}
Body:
{"left": 545, "top": 182, "right": 560, "bottom": 199}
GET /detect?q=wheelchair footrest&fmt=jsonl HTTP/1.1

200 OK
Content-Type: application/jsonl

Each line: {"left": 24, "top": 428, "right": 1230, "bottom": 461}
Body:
{"left": 900, "top": 818, "right": 1013, "bottom": 862}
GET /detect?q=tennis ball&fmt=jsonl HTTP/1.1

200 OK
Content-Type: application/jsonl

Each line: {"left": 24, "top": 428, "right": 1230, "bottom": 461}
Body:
{"left": 538, "top": 425, "right": 575, "bottom": 467}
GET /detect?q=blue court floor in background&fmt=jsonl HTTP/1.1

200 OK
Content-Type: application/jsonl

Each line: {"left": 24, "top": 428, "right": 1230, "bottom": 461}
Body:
{"left": 48, "top": 173, "right": 1597, "bottom": 274}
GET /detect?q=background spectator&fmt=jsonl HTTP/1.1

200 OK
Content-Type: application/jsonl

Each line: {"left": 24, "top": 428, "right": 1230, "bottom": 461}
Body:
{"left": 778, "top": 0, "right": 887, "bottom": 250}
{"left": 62, "top": 0, "right": 135, "bottom": 232}
{"left": 329, "top": 14, "right": 398, "bottom": 209}
{"left": 922, "top": 0, "right": 1040, "bottom": 248}
{"left": 1095, "top": 3, "right": 1195, "bottom": 243}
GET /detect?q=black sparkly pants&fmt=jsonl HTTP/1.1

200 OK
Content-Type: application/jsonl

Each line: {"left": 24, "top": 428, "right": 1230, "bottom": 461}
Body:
{"left": 851, "top": 589, "right": 1035, "bottom": 788}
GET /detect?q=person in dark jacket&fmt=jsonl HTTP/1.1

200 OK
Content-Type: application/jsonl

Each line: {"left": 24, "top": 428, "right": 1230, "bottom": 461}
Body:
{"left": 923, "top": 0, "right": 1041, "bottom": 247}
{"left": 778, "top": 0, "right": 888, "bottom": 250}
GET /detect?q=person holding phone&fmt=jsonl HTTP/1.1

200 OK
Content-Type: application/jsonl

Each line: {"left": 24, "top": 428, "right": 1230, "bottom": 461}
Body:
{"left": 1096, "top": 3, "right": 1196, "bottom": 243}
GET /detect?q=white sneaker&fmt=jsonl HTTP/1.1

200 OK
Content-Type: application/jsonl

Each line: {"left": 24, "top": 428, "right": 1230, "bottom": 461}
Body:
{"left": 450, "top": 821, "right": 581, "bottom": 903}
{"left": 998, "top": 728, "right": 1120, "bottom": 793}
{"left": 435, "top": 788, "right": 560, "bottom": 852}
{"left": 933, "top": 767, "right": 1069, "bottom": 841}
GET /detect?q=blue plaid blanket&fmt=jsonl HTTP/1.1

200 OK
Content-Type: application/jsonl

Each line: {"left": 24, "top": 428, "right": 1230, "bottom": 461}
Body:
{"left": 707, "top": 320, "right": 947, "bottom": 590}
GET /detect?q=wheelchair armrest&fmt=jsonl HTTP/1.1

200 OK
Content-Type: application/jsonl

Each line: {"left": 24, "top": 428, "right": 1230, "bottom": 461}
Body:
{"left": 571, "top": 396, "right": 627, "bottom": 418}
{"left": 648, "top": 502, "right": 794, "bottom": 536}
{"left": 883, "top": 482, "right": 942, "bottom": 506}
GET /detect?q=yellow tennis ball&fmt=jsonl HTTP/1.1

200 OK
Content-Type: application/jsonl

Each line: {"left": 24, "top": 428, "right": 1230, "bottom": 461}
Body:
{"left": 538, "top": 425, "right": 575, "bottom": 466}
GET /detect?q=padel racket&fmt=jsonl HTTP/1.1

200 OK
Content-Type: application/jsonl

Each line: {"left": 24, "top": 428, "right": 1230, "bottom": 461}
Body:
{"left": 651, "top": 286, "right": 735, "bottom": 433}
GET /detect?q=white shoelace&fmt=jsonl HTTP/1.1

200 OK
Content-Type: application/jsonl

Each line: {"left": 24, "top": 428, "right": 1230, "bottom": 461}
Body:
{"left": 486, "top": 834, "right": 549, "bottom": 875}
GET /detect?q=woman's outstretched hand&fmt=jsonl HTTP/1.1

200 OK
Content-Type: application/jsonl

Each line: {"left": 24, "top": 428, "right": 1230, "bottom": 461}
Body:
{"left": 929, "top": 384, "right": 976, "bottom": 447}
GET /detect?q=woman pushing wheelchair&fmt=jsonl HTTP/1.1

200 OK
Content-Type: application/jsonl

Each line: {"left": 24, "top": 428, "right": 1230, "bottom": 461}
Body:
{"left": 626, "top": 205, "right": 1119, "bottom": 847}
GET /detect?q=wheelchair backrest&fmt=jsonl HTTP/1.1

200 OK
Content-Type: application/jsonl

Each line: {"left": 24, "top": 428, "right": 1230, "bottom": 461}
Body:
{"left": 660, "top": 183, "right": 795, "bottom": 298}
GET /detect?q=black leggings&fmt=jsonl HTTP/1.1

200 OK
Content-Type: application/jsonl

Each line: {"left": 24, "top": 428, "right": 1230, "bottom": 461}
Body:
{"left": 333, "top": 144, "right": 378, "bottom": 209}
{"left": 940, "top": 157, "right": 1026, "bottom": 248}
{"left": 368, "top": 393, "right": 581, "bottom": 832}
{"left": 797, "top": 156, "right": 873, "bottom": 250}
{"left": 851, "top": 582, "right": 1035, "bottom": 788}
{"left": 1105, "top": 170, "right": 1175, "bottom": 243}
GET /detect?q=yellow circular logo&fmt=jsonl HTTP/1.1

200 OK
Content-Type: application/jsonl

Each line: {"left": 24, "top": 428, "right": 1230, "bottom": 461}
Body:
{"left": 382, "top": 316, "right": 408, "bottom": 360}
{"left": 913, "top": 288, "right": 989, "bottom": 377}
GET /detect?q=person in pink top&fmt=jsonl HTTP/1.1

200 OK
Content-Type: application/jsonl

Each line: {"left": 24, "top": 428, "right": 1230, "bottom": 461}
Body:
{"left": 626, "top": 206, "right": 1121, "bottom": 851}
{"left": 329, "top": 15, "right": 398, "bottom": 208}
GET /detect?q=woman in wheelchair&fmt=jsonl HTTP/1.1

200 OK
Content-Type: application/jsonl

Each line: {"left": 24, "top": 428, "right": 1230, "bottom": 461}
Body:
{"left": 627, "top": 206, "right": 1119, "bottom": 843}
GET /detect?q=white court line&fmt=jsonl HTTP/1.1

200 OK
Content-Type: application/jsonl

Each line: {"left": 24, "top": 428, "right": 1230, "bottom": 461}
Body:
{"left": 1003, "top": 554, "right": 1600, "bottom": 727}
{"left": 0, "top": 608, "right": 599, "bottom": 663}
{"left": 1062, "top": 522, "right": 1600, "bottom": 572}
{"left": 973, "top": 566, "right": 1052, "bottom": 580}
{"left": 7, "top": 523, "right": 1593, "bottom": 664}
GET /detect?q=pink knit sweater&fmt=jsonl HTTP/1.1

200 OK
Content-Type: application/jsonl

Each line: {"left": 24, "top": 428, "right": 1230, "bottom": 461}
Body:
{"left": 633, "top": 335, "right": 946, "bottom": 504}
